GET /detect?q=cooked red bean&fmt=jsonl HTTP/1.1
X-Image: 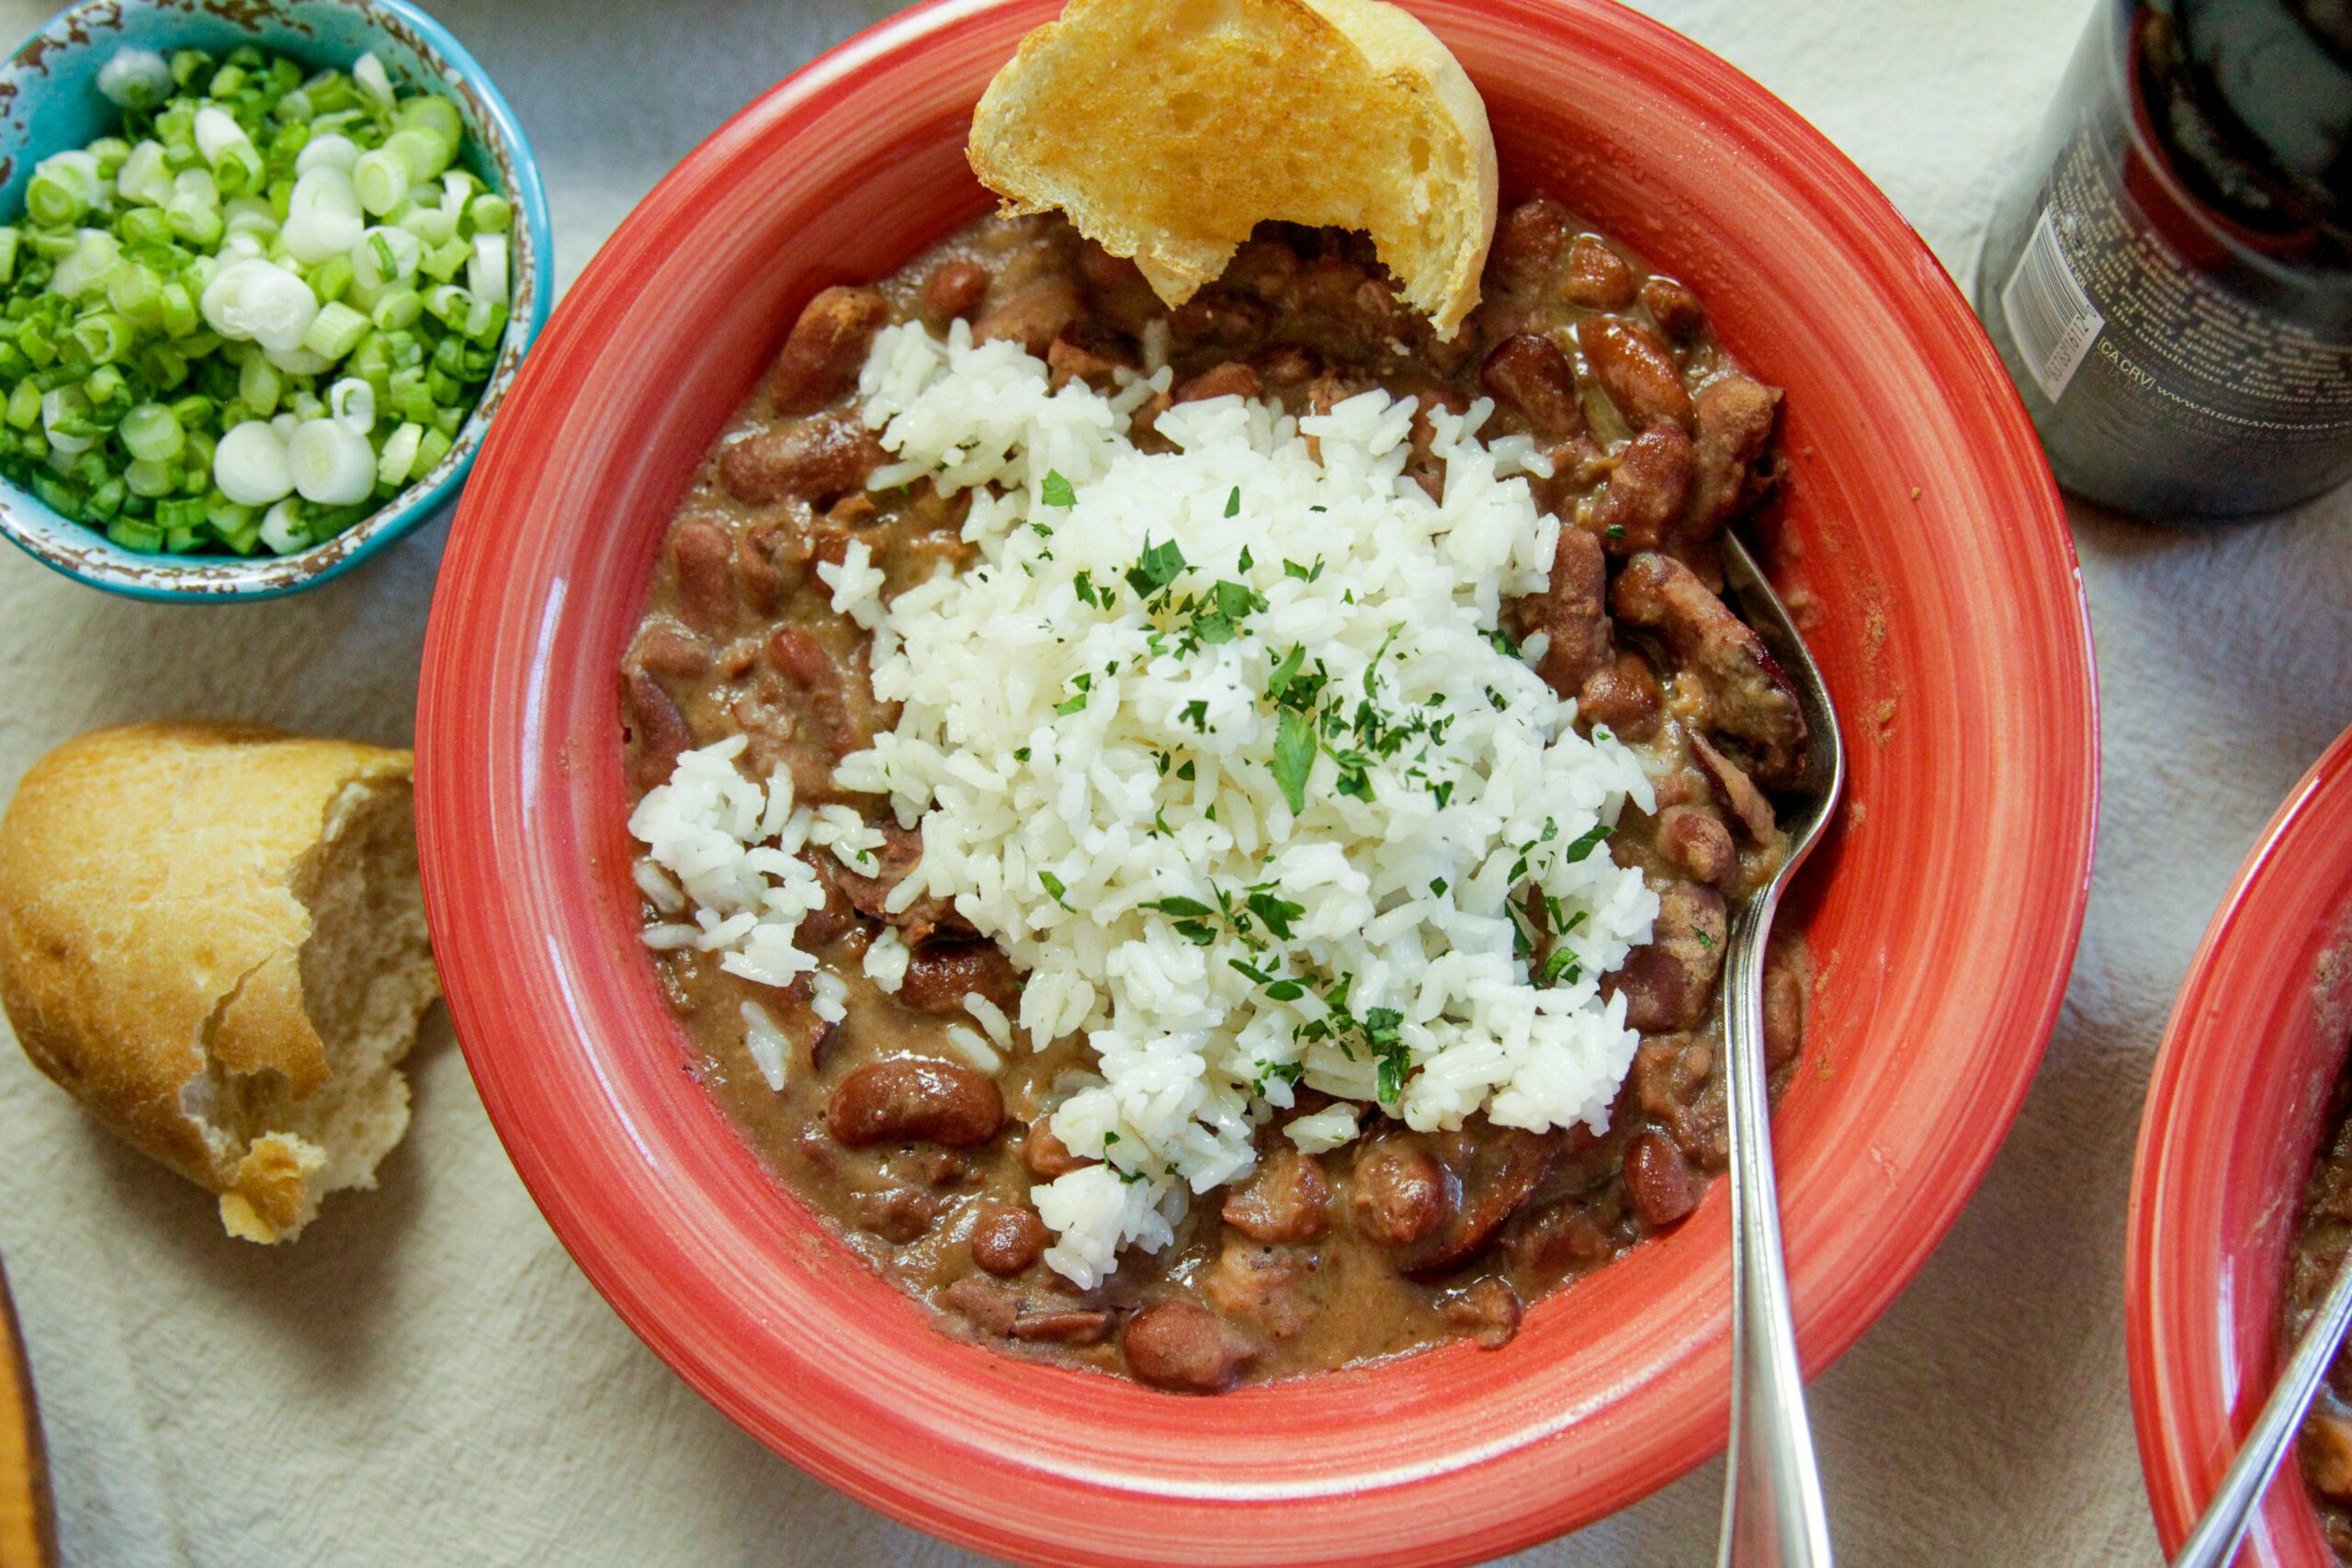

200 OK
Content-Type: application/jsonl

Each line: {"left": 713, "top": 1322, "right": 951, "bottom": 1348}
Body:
{"left": 628, "top": 619, "right": 711, "bottom": 682}
{"left": 1519, "top": 524, "right": 1610, "bottom": 698}
{"left": 1222, "top": 1147, "right": 1331, "bottom": 1243}
{"left": 1046, "top": 320, "right": 1141, "bottom": 388}
{"left": 1658, "top": 805, "right": 1737, "bottom": 886}
{"left": 1611, "top": 552, "right": 1805, "bottom": 780}
{"left": 1442, "top": 1276, "right": 1523, "bottom": 1348}
{"left": 769, "top": 286, "right": 888, "bottom": 416}
{"left": 1351, "top": 1137, "right": 1453, "bottom": 1247}
{"left": 850, "top": 1185, "right": 938, "bottom": 1243}
{"left": 1577, "top": 317, "right": 1692, "bottom": 429}
{"left": 826, "top": 1057, "right": 1004, "bottom": 1147}
{"left": 621, "top": 669, "right": 692, "bottom": 791}
{"left": 1076, "top": 239, "right": 1141, "bottom": 291}
{"left": 1023, "top": 1121, "right": 1090, "bottom": 1179}
{"left": 1503, "top": 1200, "right": 1617, "bottom": 1274}
{"left": 923, "top": 259, "right": 990, "bottom": 321}
{"left": 1606, "top": 881, "right": 1730, "bottom": 1033}
{"left": 737, "top": 515, "right": 808, "bottom": 612}
{"left": 1641, "top": 276, "right": 1708, "bottom": 340}
{"left": 1491, "top": 197, "right": 1576, "bottom": 294}
{"left": 1202, "top": 1240, "right": 1315, "bottom": 1338}
{"left": 1170, "top": 288, "right": 1274, "bottom": 348}
{"left": 1481, "top": 333, "right": 1584, "bottom": 439}
{"left": 1222, "top": 237, "right": 1302, "bottom": 300}
{"left": 971, "top": 1205, "right": 1048, "bottom": 1275}
{"left": 1683, "top": 375, "right": 1781, "bottom": 539}
{"left": 1560, "top": 235, "right": 1638, "bottom": 310}
{"left": 899, "top": 941, "right": 1024, "bottom": 1018}
{"left": 1122, "top": 1301, "right": 1257, "bottom": 1393}
{"left": 761, "top": 625, "right": 878, "bottom": 761}
{"left": 718, "top": 415, "right": 888, "bottom": 508}
{"left": 974, "top": 274, "right": 1089, "bottom": 355}
{"left": 669, "top": 516, "right": 738, "bottom": 638}
{"left": 1175, "top": 360, "right": 1263, "bottom": 403}
{"left": 1577, "top": 649, "right": 1663, "bottom": 740}
{"left": 1250, "top": 343, "right": 1320, "bottom": 388}
{"left": 1587, "top": 423, "right": 1694, "bottom": 553}
{"left": 1624, "top": 1132, "right": 1707, "bottom": 1226}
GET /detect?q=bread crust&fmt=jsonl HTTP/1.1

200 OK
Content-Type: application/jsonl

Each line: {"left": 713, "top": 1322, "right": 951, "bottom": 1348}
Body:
{"left": 0, "top": 723, "right": 418, "bottom": 1241}
{"left": 968, "top": 0, "right": 1498, "bottom": 336}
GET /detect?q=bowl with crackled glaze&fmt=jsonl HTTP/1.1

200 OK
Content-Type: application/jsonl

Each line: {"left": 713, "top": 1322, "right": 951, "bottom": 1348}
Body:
{"left": 0, "top": 0, "right": 549, "bottom": 600}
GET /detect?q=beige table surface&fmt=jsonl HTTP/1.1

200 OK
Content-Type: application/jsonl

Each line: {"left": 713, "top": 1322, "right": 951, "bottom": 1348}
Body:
{"left": 3, "top": 0, "right": 2349, "bottom": 1562}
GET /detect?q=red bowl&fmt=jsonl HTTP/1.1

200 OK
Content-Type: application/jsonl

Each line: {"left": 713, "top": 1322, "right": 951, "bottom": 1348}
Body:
{"left": 413, "top": 1, "right": 2098, "bottom": 1562}
{"left": 2131, "top": 726, "right": 2352, "bottom": 1564}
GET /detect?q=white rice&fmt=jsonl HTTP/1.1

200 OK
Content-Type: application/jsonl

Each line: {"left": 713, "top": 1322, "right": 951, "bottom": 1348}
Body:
{"left": 628, "top": 318, "right": 1662, "bottom": 1292}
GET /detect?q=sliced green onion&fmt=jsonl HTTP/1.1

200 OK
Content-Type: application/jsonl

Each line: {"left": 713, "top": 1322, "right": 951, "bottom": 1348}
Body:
{"left": 375, "top": 419, "right": 422, "bottom": 488}
{"left": 212, "top": 419, "right": 292, "bottom": 504}
{"left": 119, "top": 401, "right": 185, "bottom": 461}
{"left": 468, "top": 194, "right": 512, "bottom": 235}
{"left": 303, "top": 299, "right": 368, "bottom": 360}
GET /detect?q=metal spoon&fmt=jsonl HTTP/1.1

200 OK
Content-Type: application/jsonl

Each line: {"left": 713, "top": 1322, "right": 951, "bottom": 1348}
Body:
{"left": 1713, "top": 533, "right": 1844, "bottom": 1568}
{"left": 2167, "top": 1246, "right": 2352, "bottom": 1567}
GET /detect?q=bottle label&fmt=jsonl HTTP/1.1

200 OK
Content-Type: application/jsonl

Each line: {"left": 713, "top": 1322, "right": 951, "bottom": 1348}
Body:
{"left": 2030, "top": 124, "right": 2352, "bottom": 446}
{"left": 2001, "top": 205, "right": 2107, "bottom": 401}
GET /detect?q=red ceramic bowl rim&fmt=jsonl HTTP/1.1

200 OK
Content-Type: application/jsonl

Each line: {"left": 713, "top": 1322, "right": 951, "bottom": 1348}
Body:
{"left": 415, "top": 0, "right": 2098, "bottom": 1562}
{"left": 2130, "top": 725, "right": 2352, "bottom": 1562}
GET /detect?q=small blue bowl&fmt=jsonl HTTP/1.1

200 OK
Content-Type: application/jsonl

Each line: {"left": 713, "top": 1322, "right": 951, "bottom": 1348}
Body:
{"left": 0, "top": 0, "right": 551, "bottom": 600}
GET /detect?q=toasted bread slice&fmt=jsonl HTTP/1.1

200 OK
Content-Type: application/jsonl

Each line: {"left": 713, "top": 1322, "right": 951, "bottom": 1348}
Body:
{"left": 968, "top": 0, "right": 1498, "bottom": 337}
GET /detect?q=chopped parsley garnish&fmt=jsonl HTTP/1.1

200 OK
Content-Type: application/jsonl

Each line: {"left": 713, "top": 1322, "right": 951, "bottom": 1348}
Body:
{"left": 1562, "top": 821, "right": 1614, "bottom": 864}
{"left": 1245, "top": 891, "right": 1305, "bottom": 942}
{"left": 1539, "top": 948, "right": 1582, "bottom": 986}
{"left": 1038, "top": 870, "right": 1073, "bottom": 908}
{"left": 1176, "top": 760, "right": 1196, "bottom": 782}
{"left": 1224, "top": 485, "right": 1241, "bottom": 517}
{"left": 1272, "top": 706, "right": 1317, "bottom": 813}
{"left": 1283, "top": 556, "right": 1326, "bottom": 582}
{"left": 1238, "top": 546, "right": 1254, "bottom": 570}
{"left": 1252, "top": 1060, "right": 1305, "bottom": 1097}
{"left": 1125, "top": 536, "right": 1188, "bottom": 598}
{"left": 1141, "top": 895, "right": 1214, "bottom": 917}
{"left": 1041, "top": 469, "right": 1078, "bottom": 507}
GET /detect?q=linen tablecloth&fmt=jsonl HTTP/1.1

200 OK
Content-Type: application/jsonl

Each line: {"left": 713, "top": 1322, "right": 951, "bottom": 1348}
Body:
{"left": 3, "top": 0, "right": 2346, "bottom": 1561}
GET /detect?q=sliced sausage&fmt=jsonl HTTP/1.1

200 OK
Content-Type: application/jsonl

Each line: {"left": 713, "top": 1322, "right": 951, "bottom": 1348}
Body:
{"left": 1481, "top": 334, "right": 1584, "bottom": 440}
{"left": 768, "top": 286, "right": 888, "bottom": 416}
{"left": 1586, "top": 423, "right": 1693, "bottom": 553}
{"left": 1604, "top": 881, "right": 1729, "bottom": 1033}
{"left": 1611, "top": 552, "right": 1805, "bottom": 781}
{"left": 1122, "top": 1301, "right": 1257, "bottom": 1393}
{"left": 1397, "top": 1123, "right": 1557, "bottom": 1276}
{"left": 1577, "top": 317, "right": 1692, "bottom": 429}
{"left": 826, "top": 1057, "right": 1003, "bottom": 1147}
{"left": 824, "top": 819, "right": 974, "bottom": 944}
{"left": 1690, "top": 730, "right": 1781, "bottom": 844}
{"left": 1221, "top": 1147, "right": 1330, "bottom": 1244}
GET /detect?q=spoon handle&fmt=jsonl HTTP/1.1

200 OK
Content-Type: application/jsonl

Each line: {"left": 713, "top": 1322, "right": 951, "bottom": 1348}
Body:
{"left": 1717, "top": 889, "right": 1834, "bottom": 1568}
{"left": 2170, "top": 1239, "right": 2352, "bottom": 1568}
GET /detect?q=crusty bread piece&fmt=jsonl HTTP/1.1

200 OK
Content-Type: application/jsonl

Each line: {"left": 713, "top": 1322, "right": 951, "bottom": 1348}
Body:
{"left": 0, "top": 723, "right": 438, "bottom": 1244}
{"left": 968, "top": 0, "right": 1498, "bottom": 337}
